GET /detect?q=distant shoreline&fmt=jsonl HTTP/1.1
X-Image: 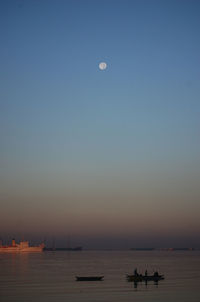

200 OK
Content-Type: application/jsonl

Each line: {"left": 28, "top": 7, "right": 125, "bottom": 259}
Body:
{"left": 43, "top": 247, "right": 199, "bottom": 251}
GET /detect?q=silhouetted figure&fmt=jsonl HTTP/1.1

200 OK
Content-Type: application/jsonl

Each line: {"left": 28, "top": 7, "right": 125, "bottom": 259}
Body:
{"left": 154, "top": 271, "right": 159, "bottom": 277}
{"left": 134, "top": 268, "right": 138, "bottom": 276}
{"left": 145, "top": 270, "right": 148, "bottom": 276}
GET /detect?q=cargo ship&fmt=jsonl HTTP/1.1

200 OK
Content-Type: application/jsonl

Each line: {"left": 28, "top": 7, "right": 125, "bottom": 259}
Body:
{"left": 0, "top": 239, "right": 45, "bottom": 252}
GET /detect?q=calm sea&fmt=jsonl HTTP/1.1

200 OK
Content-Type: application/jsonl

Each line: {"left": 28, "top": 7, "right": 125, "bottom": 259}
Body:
{"left": 0, "top": 250, "right": 200, "bottom": 302}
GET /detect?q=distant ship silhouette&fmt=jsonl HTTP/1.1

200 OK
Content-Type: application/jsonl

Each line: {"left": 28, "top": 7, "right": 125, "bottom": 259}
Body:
{"left": 44, "top": 246, "right": 82, "bottom": 251}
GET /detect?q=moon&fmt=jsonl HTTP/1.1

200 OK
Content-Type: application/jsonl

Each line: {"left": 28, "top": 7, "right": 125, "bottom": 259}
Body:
{"left": 99, "top": 62, "right": 107, "bottom": 70}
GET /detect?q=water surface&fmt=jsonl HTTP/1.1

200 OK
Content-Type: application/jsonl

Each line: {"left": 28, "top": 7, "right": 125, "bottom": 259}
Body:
{"left": 0, "top": 251, "right": 200, "bottom": 302}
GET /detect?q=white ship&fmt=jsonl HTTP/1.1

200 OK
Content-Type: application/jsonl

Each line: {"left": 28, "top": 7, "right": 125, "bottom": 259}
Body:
{"left": 0, "top": 239, "right": 45, "bottom": 252}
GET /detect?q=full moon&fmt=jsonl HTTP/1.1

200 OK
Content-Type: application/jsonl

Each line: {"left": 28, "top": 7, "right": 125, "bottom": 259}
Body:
{"left": 99, "top": 62, "right": 107, "bottom": 70}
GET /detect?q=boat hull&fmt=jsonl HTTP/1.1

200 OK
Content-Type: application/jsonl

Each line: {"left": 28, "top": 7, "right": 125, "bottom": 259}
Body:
{"left": 76, "top": 276, "right": 104, "bottom": 281}
{"left": 0, "top": 247, "right": 44, "bottom": 252}
{"left": 126, "top": 274, "right": 164, "bottom": 282}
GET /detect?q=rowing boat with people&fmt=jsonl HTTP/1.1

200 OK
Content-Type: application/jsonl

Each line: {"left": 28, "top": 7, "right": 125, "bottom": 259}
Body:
{"left": 126, "top": 274, "right": 164, "bottom": 282}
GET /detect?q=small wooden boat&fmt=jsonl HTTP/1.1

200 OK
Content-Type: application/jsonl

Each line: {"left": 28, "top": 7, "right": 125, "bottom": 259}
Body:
{"left": 126, "top": 274, "right": 164, "bottom": 282}
{"left": 76, "top": 276, "right": 104, "bottom": 281}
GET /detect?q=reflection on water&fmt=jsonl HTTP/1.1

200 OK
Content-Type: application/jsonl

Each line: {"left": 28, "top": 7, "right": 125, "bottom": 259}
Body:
{"left": 132, "top": 279, "right": 163, "bottom": 291}
{"left": 0, "top": 251, "right": 200, "bottom": 302}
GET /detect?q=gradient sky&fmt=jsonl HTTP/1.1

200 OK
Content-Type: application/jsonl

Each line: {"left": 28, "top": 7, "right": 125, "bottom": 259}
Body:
{"left": 1, "top": 0, "right": 200, "bottom": 248}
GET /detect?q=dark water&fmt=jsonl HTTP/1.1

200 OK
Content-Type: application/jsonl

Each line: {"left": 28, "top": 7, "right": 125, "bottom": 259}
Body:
{"left": 0, "top": 251, "right": 200, "bottom": 302}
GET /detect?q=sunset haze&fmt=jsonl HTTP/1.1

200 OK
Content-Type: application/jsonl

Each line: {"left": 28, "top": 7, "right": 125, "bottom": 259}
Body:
{"left": 1, "top": 0, "right": 200, "bottom": 249}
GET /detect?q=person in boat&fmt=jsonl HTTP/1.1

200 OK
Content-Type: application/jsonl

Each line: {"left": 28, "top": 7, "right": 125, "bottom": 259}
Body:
{"left": 134, "top": 268, "right": 138, "bottom": 276}
{"left": 145, "top": 270, "right": 148, "bottom": 276}
{"left": 154, "top": 271, "right": 159, "bottom": 277}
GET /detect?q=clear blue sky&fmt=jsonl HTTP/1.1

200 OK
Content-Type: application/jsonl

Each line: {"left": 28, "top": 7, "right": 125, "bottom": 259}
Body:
{"left": 0, "top": 0, "right": 200, "bottom": 248}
